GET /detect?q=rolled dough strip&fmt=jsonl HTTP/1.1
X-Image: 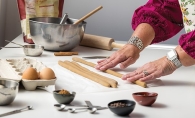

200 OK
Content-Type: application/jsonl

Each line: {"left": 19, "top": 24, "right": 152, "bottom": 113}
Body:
{"left": 58, "top": 60, "right": 111, "bottom": 87}
{"left": 72, "top": 57, "right": 147, "bottom": 88}
{"left": 71, "top": 61, "right": 118, "bottom": 88}
{"left": 54, "top": 52, "right": 78, "bottom": 56}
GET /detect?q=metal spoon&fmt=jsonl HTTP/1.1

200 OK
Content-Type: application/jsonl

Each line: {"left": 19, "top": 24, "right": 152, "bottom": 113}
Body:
{"left": 88, "top": 108, "right": 97, "bottom": 114}
{"left": 1, "top": 47, "right": 22, "bottom": 48}
{"left": 0, "top": 106, "right": 33, "bottom": 117}
{"left": 5, "top": 40, "right": 24, "bottom": 47}
{"left": 54, "top": 104, "right": 88, "bottom": 111}
{"left": 54, "top": 104, "right": 66, "bottom": 111}
{"left": 68, "top": 107, "right": 97, "bottom": 114}
{"left": 54, "top": 103, "right": 102, "bottom": 111}
{"left": 60, "top": 13, "right": 68, "bottom": 24}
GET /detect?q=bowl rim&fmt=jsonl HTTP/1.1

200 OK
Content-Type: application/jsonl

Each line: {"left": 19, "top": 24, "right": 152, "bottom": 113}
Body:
{"left": 22, "top": 78, "right": 56, "bottom": 82}
{"left": 23, "top": 45, "right": 44, "bottom": 49}
{"left": 108, "top": 99, "right": 136, "bottom": 108}
{"left": 29, "top": 17, "right": 87, "bottom": 26}
{"left": 0, "top": 79, "right": 19, "bottom": 88}
{"left": 132, "top": 92, "right": 158, "bottom": 97}
{"left": 53, "top": 90, "right": 76, "bottom": 95}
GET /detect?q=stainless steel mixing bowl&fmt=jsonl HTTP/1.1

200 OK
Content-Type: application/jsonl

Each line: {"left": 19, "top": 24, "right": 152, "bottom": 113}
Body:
{"left": 29, "top": 17, "right": 86, "bottom": 51}
{"left": 0, "top": 79, "right": 19, "bottom": 106}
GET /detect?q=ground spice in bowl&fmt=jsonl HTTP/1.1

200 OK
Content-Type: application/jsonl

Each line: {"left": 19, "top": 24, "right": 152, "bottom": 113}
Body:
{"left": 58, "top": 89, "right": 70, "bottom": 94}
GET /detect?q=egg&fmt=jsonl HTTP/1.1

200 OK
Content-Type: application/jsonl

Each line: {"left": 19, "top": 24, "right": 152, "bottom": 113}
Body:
{"left": 22, "top": 67, "right": 39, "bottom": 80}
{"left": 39, "top": 67, "right": 55, "bottom": 80}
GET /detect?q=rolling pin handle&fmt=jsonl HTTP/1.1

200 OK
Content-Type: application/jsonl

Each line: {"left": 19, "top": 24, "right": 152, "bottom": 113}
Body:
{"left": 111, "top": 42, "right": 124, "bottom": 49}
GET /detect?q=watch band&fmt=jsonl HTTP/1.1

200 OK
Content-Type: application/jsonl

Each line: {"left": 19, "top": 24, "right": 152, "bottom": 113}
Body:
{"left": 127, "top": 36, "right": 143, "bottom": 50}
{"left": 167, "top": 49, "right": 182, "bottom": 68}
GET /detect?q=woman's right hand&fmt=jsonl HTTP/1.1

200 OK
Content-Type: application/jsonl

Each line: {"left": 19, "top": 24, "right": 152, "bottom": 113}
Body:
{"left": 95, "top": 44, "right": 141, "bottom": 71}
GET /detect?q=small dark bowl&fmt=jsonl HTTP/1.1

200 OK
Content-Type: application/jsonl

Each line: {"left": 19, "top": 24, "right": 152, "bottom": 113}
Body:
{"left": 108, "top": 100, "right": 136, "bottom": 116}
{"left": 132, "top": 92, "right": 158, "bottom": 106}
{"left": 53, "top": 90, "right": 76, "bottom": 104}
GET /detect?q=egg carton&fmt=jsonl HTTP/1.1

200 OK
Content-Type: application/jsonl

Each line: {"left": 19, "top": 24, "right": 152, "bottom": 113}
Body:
{"left": 0, "top": 58, "right": 46, "bottom": 81}
{"left": 0, "top": 58, "right": 56, "bottom": 91}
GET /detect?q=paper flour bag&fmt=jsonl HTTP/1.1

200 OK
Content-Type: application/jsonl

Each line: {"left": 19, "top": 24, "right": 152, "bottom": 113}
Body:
{"left": 17, "top": 0, "right": 64, "bottom": 44}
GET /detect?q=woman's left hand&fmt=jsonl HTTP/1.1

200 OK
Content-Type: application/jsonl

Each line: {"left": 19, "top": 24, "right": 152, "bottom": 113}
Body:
{"left": 122, "top": 56, "right": 177, "bottom": 82}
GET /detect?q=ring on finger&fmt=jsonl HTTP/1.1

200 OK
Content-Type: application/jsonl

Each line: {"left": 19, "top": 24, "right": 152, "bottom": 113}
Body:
{"left": 134, "top": 71, "right": 138, "bottom": 75}
{"left": 142, "top": 70, "right": 149, "bottom": 77}
{"left": 105, "top": 58, "right": 110, "bottom": 63}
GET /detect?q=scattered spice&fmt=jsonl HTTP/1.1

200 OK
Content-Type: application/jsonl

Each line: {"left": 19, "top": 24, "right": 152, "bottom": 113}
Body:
{"left": 58, "top": 89, "right": 70, "bottom": 94}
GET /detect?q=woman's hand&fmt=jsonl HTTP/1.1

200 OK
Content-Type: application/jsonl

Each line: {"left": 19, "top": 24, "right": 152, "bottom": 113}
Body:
{"left": 95, "top": 44, "right": 141, "bottom": 71}
{"left": 95, "top": 23, "right": 155, "bottom": 71}
{"left": 122, "top": 56, "right": 177, "bottom": 82}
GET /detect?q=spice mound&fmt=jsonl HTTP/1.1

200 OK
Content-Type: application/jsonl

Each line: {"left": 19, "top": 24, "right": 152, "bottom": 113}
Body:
{"left": 109, "top": 102, "right": 131, "bottom": 108}
{"left": 58, "top": 89, "right": 70, "bottom": 94}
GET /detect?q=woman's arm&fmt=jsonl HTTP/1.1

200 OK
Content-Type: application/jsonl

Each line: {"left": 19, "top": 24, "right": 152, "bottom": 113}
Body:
{"left": 132, "top": 0, "right": 183, "bottom": 44}
{"left": 176, "top": 46, "right": 195, "bottom": 66}
{"left": 179, "top": 31, "right": 195, "bottom": 62}
{"left": 131, "top": 23, "right": 155, "bottom": 51}
{"left": 96, "top": 0, "right": 184, "bottom": 71}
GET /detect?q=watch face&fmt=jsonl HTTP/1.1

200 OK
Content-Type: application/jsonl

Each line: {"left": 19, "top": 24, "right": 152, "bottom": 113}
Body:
{"left": 167, "top": 49, "right": 182, "bottom": 68}
{"left": 167, "top": 50, "right": 175, "bottom": 57}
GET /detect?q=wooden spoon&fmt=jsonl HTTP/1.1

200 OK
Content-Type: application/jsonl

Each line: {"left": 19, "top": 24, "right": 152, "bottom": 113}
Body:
{"left": 73, "top": 6, "right": 103, "bottom": 25}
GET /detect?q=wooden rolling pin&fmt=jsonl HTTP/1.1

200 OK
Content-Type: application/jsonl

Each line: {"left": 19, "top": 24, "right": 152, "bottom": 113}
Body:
{"left": 72, "top": 57, "right": 147, "bottom": 88}
{"left": 80, "top": 34, "right": 125, "bottom": 51}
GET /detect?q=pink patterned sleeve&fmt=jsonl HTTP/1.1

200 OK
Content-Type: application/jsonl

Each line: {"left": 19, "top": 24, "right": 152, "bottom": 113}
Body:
{"left": 132, "top": 0, "right": 183, "bottom": 44}
{"left": 179, "top": 31, "right": 195, "bottom": 59}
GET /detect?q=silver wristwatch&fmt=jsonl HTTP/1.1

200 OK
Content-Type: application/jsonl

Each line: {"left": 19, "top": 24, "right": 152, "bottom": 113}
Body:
{"left": 166, "top": 49, "right": 182, "bottom": 68}
{"left": 127, "top": 36, "right": 143, "bottom": 50}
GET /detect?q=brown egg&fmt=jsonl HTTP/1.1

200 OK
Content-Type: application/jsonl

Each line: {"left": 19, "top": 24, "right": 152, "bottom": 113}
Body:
{"left": 39, "top": 67, "right": 55, "bottom": 80}
{"left": 22, "top": 67, "right": 39, "bottom": 80}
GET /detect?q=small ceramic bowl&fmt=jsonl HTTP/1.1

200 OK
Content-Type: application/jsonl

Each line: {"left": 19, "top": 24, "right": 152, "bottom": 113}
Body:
{"left": 132, "top": 92, "right": 158, "bottom": 106}
{"left": 108, "top": 100, "right": 136, "bottom": 116}
{"left": 53, "top": 90, "right": 76, "bottom": 104}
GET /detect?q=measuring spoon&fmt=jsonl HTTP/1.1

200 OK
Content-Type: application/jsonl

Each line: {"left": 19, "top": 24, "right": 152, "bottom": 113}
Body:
{"left": 54, "top": 103, "right": 103, "bottom": 111}
{"left": 54, "top": 104, "right": 67, "bottom": 111}
{"left": 54, "top": 104, "right": 89, "bottom": 111}
{"left": 68, "top": 107, "right": 97, "bottom": 114}
{"left": 0, "top": 106, "right": 33, "bottom": 117}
